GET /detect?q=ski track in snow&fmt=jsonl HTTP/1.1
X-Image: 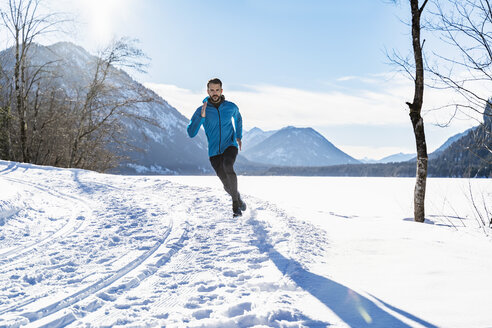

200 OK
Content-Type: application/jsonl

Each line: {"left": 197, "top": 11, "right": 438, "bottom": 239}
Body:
{"left": 0, "top": 176, "right": 91, "bottom": 264}
{"left": 0, "top": 161, "right": 449, "bottom": 327}
{"left": 0, "top": 162, "right": 334, "bottom": 327}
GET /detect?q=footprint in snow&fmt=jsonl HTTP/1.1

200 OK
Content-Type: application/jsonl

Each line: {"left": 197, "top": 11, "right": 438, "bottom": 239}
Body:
{"left": 224, "top": 301, "right": 252, "bottom": 318}
{"left": 223, "top": 269, "right": 243, "bottom": 277}
{"left": 192, "top": 308, "right": 212, "bottom": 320}
{"left": 197, "top": 284, "right": 217, "bottom": 292}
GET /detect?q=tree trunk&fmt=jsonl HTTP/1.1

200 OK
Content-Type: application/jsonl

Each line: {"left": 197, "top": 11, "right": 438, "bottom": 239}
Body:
{"left": 410, "top": 111, "right": 428, "bottom": 222}
{"left": 14, "top": 29, "right": 28, "bottom": 162}
{"left": 20, "top": 55, "right": 30, "bottom": 162}
{"left": 69, "top": 136, "right": 79, "bottom": 168}
{"left": 408, "top": 0, "right": 429, "bottom": 223}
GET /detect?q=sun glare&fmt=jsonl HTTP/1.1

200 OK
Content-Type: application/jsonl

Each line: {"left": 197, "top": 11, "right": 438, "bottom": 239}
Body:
{"left": 75, "top": 0, "right": 134, "bottom": 47}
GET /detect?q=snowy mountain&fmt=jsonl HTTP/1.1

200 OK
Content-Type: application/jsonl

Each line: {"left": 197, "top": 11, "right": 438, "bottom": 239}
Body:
{"left": 1, "top": 160, "right": 491, "bottom": 327}
{"left": 424, "top": 102, "right": 491, "bottom": 177}
{"left": 242, "top": 126, "right": 360, "bottom": 166}
{"left": 378, "top": 152, "right": 416, "bottom": 163}
{"left": 430, "top": 125, "right": 491, "bottom": 177}
{"left": 242, "top": 127, "right": 277, "bottom": 151}
{"left": 358, "top": 157, "right": 379, "bottom": 164}
{"left": 358, "top": 153, "right": 416, "bottom": 164}
{"left": 0, "top": 42, "right": 211, "bottom": 174}
{"left": 430, "top": 127, "right": 475, "bottom": 159}
{"left": 358, "top": 127, "right": 476, "bottom": 165}
{"left": 393, "top": 127, "right": 478, "bottom": 164}
{"left": 356, "top": 126, "right": 477, "bottom": 165}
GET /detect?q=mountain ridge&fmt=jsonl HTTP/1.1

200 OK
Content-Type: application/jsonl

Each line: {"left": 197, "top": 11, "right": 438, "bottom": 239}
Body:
{"left": 242, "top": 126, "right": 360, "bottom": 167}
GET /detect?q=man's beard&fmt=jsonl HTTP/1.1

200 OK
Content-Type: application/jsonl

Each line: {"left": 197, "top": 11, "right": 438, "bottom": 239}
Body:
{"left": 211, "top": 95, "right": 220, "bottom": 102}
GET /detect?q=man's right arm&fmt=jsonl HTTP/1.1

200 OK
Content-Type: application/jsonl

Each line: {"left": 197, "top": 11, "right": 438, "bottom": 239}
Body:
{"left": 187, "top": 107, "right": 205, "bottom": 138}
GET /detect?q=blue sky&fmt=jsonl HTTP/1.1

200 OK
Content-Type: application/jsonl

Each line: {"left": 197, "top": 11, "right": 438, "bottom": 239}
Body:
{"left": 34, "top": 0, "right": 482, "bottom": 160}
{"left": 85, "top": 0, "right": 410, "bottom": 92}
{"left": 131, "top": 0, "right": 408, "bottom": 91}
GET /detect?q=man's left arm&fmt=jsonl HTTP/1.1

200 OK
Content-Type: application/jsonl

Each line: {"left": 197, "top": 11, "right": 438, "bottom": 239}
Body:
{"left": 233, "top": 104, "right": 243, "bottom": 150}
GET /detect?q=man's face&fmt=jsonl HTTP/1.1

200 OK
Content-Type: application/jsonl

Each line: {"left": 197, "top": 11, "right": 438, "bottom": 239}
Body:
{"left": 207, "top": 83, "right": 223, "bottom": 102}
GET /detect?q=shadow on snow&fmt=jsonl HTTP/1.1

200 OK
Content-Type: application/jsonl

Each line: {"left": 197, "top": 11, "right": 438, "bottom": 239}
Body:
{"left": 248, "top": 212, "right": 438, "bottom": 328}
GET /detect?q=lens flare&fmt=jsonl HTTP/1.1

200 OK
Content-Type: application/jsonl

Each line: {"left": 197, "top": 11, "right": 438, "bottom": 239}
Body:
{"left": 347, "top": 290, "right": 373, "bottom": 324}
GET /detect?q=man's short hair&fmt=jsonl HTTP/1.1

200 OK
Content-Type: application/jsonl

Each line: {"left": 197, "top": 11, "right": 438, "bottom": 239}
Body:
{"left": 207, "top": 78, "right": 222, "bottom": 88}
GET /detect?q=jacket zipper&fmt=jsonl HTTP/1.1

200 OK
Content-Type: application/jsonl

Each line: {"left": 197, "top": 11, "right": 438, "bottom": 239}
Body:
{"left": 215, "top": 105, "right": 222, "bottom": 154}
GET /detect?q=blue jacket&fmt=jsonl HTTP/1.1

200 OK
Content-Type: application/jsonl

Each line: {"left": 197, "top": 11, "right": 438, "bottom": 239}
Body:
{"left": 187, "top": 97, "right": 243, "bottom": 157}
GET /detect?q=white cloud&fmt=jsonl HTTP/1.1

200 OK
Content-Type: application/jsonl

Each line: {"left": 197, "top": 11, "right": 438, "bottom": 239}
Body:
{"left": 229, "top": 85, "right": 407, "bottom": 129}
{"left": 146, "top": 79, "right": 409, "bottom": 130}
{"left": 144, "top": 83, "right": 205, "bottom": 118}
{"left": 145, "top": 73, "right": 485, "bottom": 132}
{"left": 337, "top": 76, "right": 358, "bottom": 82}
{"left": 336, "top": 75, "right": 381, "bottom": 84}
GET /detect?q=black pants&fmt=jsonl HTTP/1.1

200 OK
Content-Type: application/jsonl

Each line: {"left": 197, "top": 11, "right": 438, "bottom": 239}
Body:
{"left": 209, "top": 146, "right": 239, "bottom": 201}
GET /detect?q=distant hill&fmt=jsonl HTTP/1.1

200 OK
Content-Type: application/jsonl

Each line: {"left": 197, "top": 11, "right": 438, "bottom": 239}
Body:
{"left": 415, "top": 102, "right": 490, "bottom": 177}
{"left": 360, "top": 152, "right": 416, "bottom": 164}
{"left": 357, "top": 128, "right": 474, "bottom": 165}
{"left": 377, "top": 152, "right": 415, "bottom": 163}
{"left": 241, "top": 126, "right": 360, "bottom": 167}
{"left": 430, "top": 128, "right": 475, "bottom": 159}
{"left": 430, "top": 118, "right": 491, "bottom": 177}
{"left": 242, "top": 127, "right": 277, "bottom": 151}
{"left": 358, "top": 157, "right": 379, "bottom": 164}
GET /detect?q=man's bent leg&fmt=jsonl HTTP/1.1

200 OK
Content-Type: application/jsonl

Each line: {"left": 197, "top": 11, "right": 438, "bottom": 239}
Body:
{"left": 210, "top": 153, "right": 233, "bottom": 197}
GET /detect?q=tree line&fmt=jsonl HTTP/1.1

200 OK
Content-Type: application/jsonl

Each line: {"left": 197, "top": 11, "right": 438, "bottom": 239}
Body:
{"left": 259, "top": 159, "right": 490, "bottom": 179}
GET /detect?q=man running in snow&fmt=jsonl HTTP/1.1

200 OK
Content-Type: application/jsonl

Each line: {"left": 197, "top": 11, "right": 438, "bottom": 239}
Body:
{"left": 187, "top": 78, "right": 246, "bottom": 217}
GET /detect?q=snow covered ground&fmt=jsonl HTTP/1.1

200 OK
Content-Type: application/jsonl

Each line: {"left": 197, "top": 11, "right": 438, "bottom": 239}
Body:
{"left": 0, "top": 160, "right": 491, "bottom": 327}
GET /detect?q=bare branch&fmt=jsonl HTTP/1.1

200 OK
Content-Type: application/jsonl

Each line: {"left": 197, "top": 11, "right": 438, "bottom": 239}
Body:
{"left": 420, "top": 0, "right": 430, "bottom": 15}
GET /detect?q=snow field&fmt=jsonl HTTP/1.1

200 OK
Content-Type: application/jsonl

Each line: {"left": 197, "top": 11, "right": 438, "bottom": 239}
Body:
{"left": 167, "top": 175, "right": 492, "bottom": 328}
{"left": 1, "top": 161, "right": 491, "bottom": 327}
{"left": 0, "top": 162, "right": 339, "bottom": 327}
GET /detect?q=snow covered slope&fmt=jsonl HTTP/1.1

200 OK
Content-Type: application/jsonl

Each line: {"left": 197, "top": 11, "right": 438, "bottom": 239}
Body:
{"left": 1, "top": 160, "right": 491, "bottom": 327}
{"left": 242, "top": 126, "right": 360, "bottom": 166}
{"left": 241, "top": 127, "right": 277, "bottom": 151}
{"left": 0, "top": 42, "right": 211, "bottom": 174}
{"left": 431, "top": 128, "right": 474, "bottom": 157}
{"left": 377, "top": 152, "right": 416, "bottom": 163}
{"left": 359, "top": 153, "right": 416, "bottom": 164}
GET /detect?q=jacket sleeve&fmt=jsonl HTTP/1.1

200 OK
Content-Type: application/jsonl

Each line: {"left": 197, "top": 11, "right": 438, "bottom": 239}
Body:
{"left": 187, "top": 107, "right": 205, "bottom": 138}
{"left": 233, "top": 104, "right": 243, "bottom": 140}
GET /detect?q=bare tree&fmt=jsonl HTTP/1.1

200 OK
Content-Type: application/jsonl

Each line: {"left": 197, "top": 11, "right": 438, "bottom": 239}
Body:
{"left": 67, "top": 37, "right": 154, "bottom": 171}
{"left": 409, "top": 0, "right": 430, "bottom": 223}
{"left": 389, "top": 0, "right": 430, "bottom": 222}
{"left": 26, "top": 77, "right": 72, "bottom": 166}
{"left": 0, "top": 0, "right": 65, "bottom": 162}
